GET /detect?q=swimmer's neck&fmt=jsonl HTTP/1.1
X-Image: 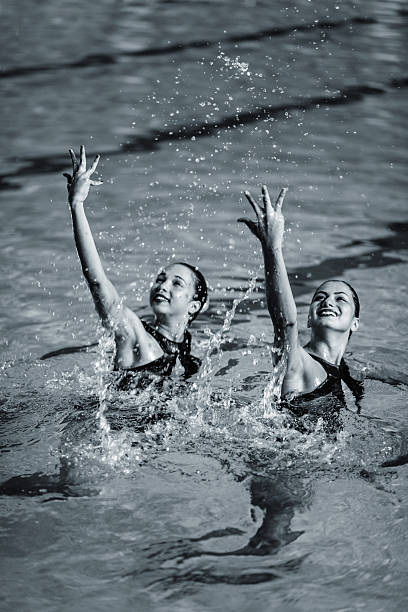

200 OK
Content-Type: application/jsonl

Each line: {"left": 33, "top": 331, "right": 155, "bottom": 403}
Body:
{"left": 152, "top": 315, "right": 188, "bottom": 343}
{"left": 305, "top": 332, "right": 349, "bottom": 366}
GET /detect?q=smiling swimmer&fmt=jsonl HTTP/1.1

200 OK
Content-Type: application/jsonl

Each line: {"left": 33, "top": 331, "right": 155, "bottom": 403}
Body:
{"left": 63, "top": 146, "right": 207, "bottom": 382}
{"left": 239, "top": 185, "right": 363, "bottom": 422}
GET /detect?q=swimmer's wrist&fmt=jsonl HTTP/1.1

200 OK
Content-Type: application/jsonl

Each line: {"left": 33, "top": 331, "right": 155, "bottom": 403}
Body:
{"left": 69, "top": 199, "right": 85, "bottom": 211}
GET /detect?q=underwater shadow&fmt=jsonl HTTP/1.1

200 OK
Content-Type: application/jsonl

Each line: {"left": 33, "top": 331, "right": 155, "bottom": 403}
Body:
{"left": 147, "top": 555, "right": 304, "bottom": 588}
{"left": 0, "top": 471, "right": 89, "bottom": 500}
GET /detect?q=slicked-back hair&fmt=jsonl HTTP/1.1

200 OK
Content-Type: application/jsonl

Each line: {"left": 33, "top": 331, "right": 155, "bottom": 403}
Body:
{"left": 325, "top": 279, "right": 360, "bottom": 318}
{"left": 173, "top": 262, "right": 208, "bottom": 322}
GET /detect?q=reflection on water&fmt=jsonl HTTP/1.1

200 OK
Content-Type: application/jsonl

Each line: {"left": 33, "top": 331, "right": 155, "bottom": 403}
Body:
{"left": 1, "top": 0, "right": 408, "bottom": 610}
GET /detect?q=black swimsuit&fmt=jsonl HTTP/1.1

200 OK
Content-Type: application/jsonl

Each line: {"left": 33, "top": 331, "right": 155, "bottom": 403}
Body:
{"left": 116, "top": 320, "right": 201, "bottom": 390}
{"left": 283, "top": 353, "right": 364, "bottom": 433}
{"left": 287, "top": 354, "right": 345, "bottom": 405}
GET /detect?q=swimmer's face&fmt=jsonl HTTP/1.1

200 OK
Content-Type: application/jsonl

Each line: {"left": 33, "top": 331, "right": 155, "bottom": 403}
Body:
{"left": 308, "top": 280, "right": 359, "bottom": 335}
{"left": 149, "top": 264, "right": 201, "bottom": 322}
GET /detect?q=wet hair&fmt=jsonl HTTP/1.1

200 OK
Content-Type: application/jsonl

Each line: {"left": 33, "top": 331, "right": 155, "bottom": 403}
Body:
{"left": 174, "top": 262, "right": 208, "bottom": 322}
{"left": 313, "top": 279, "right": 360, "bottom": 317}
{"left": 329, "top": 279, "right": 360, "bottom": 317}
{"left": 340, "top": 281, "right": 360, "bottom": 318}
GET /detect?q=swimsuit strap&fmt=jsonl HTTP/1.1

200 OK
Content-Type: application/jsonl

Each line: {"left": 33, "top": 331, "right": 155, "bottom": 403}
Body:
{"left": 309, "top": 352, "right": 364, "bottom": 410}
{"left": 308, "top": 353, "right": 340, "bottom": 378}
{"left": 338, "top": 359, "right": 364, "bottom": 411}
{"left": 141, "top": 320, "right": 189, "bottom": 356}
{"left": 141, "top": 320, "right": 201, "bottom": 377}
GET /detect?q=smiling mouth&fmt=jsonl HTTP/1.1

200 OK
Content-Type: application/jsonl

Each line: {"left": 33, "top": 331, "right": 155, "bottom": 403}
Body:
{"left": 317, "top": 309, "right": 338, "bottom": 317}
{"left": 153, "top": 294, "right": 170, "bottom": 303}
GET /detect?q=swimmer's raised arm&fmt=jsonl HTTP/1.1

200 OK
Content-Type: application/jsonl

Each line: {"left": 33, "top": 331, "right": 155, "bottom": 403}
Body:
{"left": 239, "top": 185, "right": 361, "bottom": 398}
{"left": 64, "top": 146, "right": 148, "bottom": 362}
{"left": 64, "top": 145, "right": 121, "bottom": 327}
{"left": 238, "top": 186, "right": 297, "bottom": 346}
{"left": 238, "top": 185, "right": 319, "bottom": 393}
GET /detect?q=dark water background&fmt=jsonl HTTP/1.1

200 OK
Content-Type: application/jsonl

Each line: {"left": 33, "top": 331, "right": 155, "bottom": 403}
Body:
{"left": 1, "top": 1, "right": 407, "bottom": 610}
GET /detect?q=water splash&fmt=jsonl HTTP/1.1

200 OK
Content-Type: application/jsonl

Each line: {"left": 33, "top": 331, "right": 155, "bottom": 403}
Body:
{"left": 203, "top": 270, "right": 260, "bottom": 378}
{"left": 93, "top": 330, "right": 114, "bottom": 437}
{"left": 187, "top": 269, "right": 260, "bottom": 428}
{"left": 261, "top": 344, "right": 285, "bottom": 418}
{"left": 217, "top": 51, "right": 251, "bottom": 76}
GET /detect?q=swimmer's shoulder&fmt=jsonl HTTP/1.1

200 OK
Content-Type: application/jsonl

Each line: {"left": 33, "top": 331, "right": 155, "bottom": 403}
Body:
{"left": 283, "top": 345, "right": 328, "bottom": 396}
{"left": 114, "top": 308, "right": 163, "bottom": 368}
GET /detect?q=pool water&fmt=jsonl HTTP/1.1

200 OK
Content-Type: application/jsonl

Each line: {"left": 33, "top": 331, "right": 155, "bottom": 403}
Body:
{"left": 1, "top": 1, "right": 408, "bottom": 610}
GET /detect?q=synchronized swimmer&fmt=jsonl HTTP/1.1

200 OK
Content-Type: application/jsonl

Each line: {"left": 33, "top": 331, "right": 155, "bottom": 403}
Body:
{"left": 64, "top": 145, "right": 208, "bottom": 384}
{"left": 239, "top": 185, "right": 363, "bottom": 413}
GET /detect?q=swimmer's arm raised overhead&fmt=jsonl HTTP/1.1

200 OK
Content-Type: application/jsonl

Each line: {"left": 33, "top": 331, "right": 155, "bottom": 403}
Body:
{"left": 64, "top": 145, "right": 120, "bottom": 326}
{"left": 64, "top": 146, "right": 146, "bottom": 360}
{"left": 238, "top": 186, "right": 297, "bottom": 345}
{"left": 238, "top": 186, "right": 314, "bottom": 387}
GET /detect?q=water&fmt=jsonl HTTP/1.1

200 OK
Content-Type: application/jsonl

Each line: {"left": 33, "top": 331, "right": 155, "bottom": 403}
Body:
{"left": 1, "top": 1, "right": 408, "bottom": 610}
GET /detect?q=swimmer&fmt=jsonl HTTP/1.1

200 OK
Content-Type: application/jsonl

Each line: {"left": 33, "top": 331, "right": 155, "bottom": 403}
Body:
{"left": 63, "top": 145, "right": 207, "bottom": 380}
{"left": 239, "top": 185, "right": 363, "bottom": 409}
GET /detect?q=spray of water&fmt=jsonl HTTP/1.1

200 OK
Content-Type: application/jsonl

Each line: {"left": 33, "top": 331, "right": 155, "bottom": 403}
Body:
{"left": 217, "top": 51, "right": 251, "bottom": 77}
{"left": 261, "top": 344, "right": 285, "bottom": 418}
{"left": 91, "top": 310, "right": 144, "bottom": 469}
{"left": 93, "top": 330, "right": 114, "bottom": 438}
{"left": 202, "top": 270, "right": 260, "bottom": 378}
{"left": 184, "top": 268, "right": 260, "bottom": 430}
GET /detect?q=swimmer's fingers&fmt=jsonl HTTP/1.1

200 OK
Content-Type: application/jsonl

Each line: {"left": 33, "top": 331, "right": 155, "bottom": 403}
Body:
{"left": 87, "top": 155, "right": 102, "bottom": 186}
{"left": 262, "top": 185, "right": 274, "bottom": 223}
{"left": 244, "top": 190, "right": 264, "bottom": 221}
{"left": 69, "top": 149, "right": 79, "bottom": 174}
{"left": 87, "top": 154, "right": 100, "bottom": 177}
{"left": 78, "top": 145, "right": 87, "bottom": 173}
{"left": 262, "top": 185, "right": 272, "bottom": 210}
{"left": 237, "top": 217, "right": 261, "bottom": 239}
{"left": 275, "top": 187, "right": 288, "bottom": 213}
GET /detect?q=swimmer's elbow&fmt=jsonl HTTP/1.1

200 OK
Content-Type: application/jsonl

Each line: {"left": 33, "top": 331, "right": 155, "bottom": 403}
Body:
{"left": 268, "top": 308, "right": 296, "bottom": 328}
{"left": 273, "top": 319, "right": 297, "bottom": 343}
{"left": 88, "top": 277, "right": 105, "bottom": 293}
{"left": 88, "top": 276, "right": 118, "bottom": 304}
{"left": 276, "top": 318, "right": 297, "bottom": 332}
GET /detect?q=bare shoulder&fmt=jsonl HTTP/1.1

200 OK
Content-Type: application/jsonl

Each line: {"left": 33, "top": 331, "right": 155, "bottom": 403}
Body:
{"left": 283, "top": 345, "right": 327, "bottom": 396}
{"left": 114, "top": 306, "right": 164, "bottom": 369}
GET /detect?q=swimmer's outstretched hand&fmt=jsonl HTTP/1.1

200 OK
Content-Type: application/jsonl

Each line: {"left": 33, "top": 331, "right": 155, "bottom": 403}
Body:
{"left": 63, "top": 145, "right": 103, "bottom": 207}
{"left": 238, "top": 185, "right": 287, "bottom": 251}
